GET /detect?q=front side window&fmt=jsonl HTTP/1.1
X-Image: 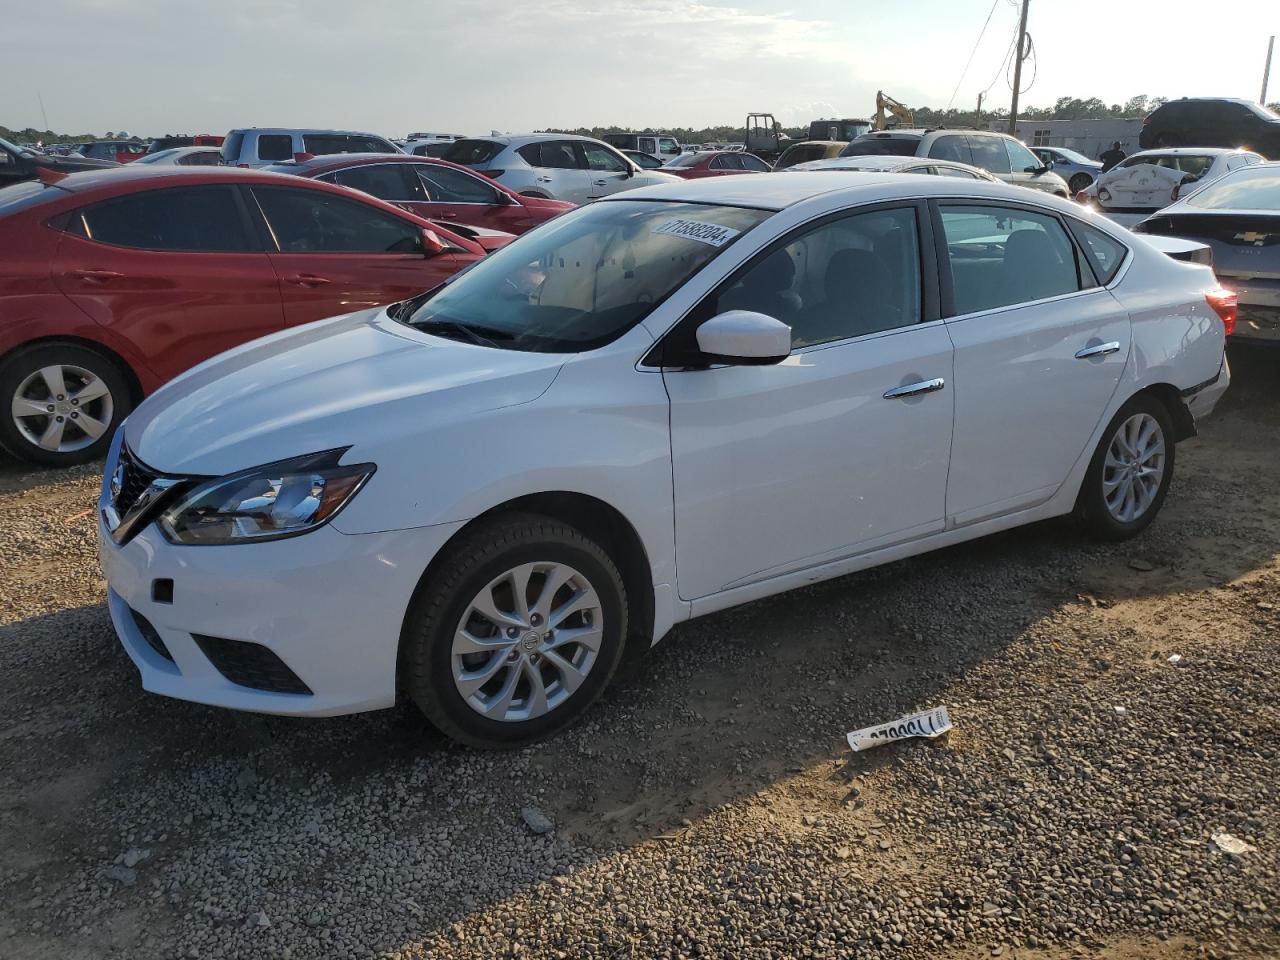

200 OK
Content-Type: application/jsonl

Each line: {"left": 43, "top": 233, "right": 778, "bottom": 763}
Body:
{"left": 303, "top": 134, "right": 397, "bottom": 156}
{"left": 252, "top": 187, "right": 421, "bottom": 253}
{"left": 715, "top": 207, "right": 923, "bottom": 348}
{"left": 939, "top": 205, "right": 1082, "bottom": 314}
{"left": 333, "top": 164, "right": 425, "bottom": 202}
{"left": 968, "top": 137, "right": 1012, "bottom": 174}
{"left": 257, "top": 135, "right": 293, "bottom": 162}
{"left": 403, "top": 201, "right": 771, "bottom": 352}
{"left": 74, "top": 186, "right": 251, "bottom": 252}
{"left": 582, "top": 144, "right": 626, "bottom": 172}
{"left": 658, "top": 138, "right": 679, "bottom": 155}
{"left": 417, "top": 165, "right": 501, "bottom": 204}
{"left": 665, "top": 153, "right": 702, "bottom": 168}
{"left": 1004, "top": 139, "right": 1042, "bottom": 173}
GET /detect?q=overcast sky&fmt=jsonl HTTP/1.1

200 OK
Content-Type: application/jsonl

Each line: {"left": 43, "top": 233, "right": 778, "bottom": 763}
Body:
{"left": 4, "top": 0, "right": 1277, "bottom": 137}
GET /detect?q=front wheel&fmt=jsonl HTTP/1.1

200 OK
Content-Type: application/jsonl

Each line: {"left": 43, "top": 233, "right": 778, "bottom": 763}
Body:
{"left": 0, "top": 343, "right": 133, "bottom": 467}
{"left": 1068, "top": 173, "right": 1093, "bottom": 195}
{"left": 1075, "top": 394, "right": 1176, "bottom": 541}
{"left": 402, "top": 514, "right": 629, "bottom": 748}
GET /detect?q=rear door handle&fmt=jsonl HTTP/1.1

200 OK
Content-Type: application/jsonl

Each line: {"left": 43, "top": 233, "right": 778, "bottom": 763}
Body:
{"left": 1074, "top": 341, "right": 1121, "bottom": 359}
{"left": 536, "top": 176, "right": 553, "bottom": 183}
{"left": 71, "top": 269, "right": 124, "bottom": 283}
{"left": 883, "top": 378, "right": 945, "bottom": 400}
{"left": 285, "top": 274, "right": 332, "bottom": 287}
{"left": 593, "top": 179, "right": 610, "bottom": 186}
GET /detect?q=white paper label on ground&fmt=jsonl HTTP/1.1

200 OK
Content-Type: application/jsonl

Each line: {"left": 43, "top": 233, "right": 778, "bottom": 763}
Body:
{"left": 846, "top": 706, "right": 952, "bottom": 753}
{"left": 1211, "top": 832, "right": 1257, "bottom": 855}
{"left": 651, "top": 218, "right": 740, "bottom": 247}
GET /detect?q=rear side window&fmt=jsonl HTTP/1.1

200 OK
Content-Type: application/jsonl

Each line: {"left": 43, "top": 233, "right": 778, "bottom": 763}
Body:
{"left": 252, "top": 186, "right": 421, "bottom": 253}
{"left": 257, "top": 134, "right": 293, "bottom": 163}
{"left": 221, "top": 131, "right": 244, "bottom": 164}
{"left": 939, "top": 205, "right": 1082, "bottom": 314}
{"left": 740, "top": 154, "right": 771, "bottom": 172}
{"left": 442, "top": 139, "right": 504, "bottom": 165}
{"left": 75, "top": 186, "right": 251, "bottom": 252}
{"left": 417, "top": 165, "right": 501, "bottom": 204}
{"left": 523, "top": 141, "right": 581, "bottom": 170}
{"left": 332, "top": 164, "right": 425, "bottom": 202}
{"left": 841, "top": 136, "right": 920, "bottom": 157}
{"left": 1068, "top": 220, "right": 1128, "bottom": 285}
{"left": 304, "top": 134, "right": 396, "bottom": 156}
{"left": 665, "top": 153, "right": 701, "bottom": 168}
{"left": 928, "top": 136, "right": 971, "bottom": 164}
{"left": 968, "top": 137, "right": 1011, "bottom": 175}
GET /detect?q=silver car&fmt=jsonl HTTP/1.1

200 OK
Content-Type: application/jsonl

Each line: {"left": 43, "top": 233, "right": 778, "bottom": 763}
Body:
{"left": 1032, "top": 146, "right": 1103, "bottom": 195}
{"left": 221, "top": 128, "right": 402, "bottom": 168}
{"left": 441, "top": 134, "right": 680, "bottom": 203}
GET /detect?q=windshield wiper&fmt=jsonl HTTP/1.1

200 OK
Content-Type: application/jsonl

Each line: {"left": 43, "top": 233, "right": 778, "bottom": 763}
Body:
{"left": 413, "top": 319, "right": 513, "bottom": 348}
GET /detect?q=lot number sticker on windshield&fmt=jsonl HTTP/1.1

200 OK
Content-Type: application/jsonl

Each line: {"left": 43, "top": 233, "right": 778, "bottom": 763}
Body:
{"left": 652, "top": 218, "right": 741, "bottom": 247}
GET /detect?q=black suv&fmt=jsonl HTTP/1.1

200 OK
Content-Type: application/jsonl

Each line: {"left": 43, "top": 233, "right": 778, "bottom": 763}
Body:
{"left": 1139, "top": 98, "right": 1280, "bottom": 158}
{"left": 0, "top": 137, "right": 118, "bottom": 188}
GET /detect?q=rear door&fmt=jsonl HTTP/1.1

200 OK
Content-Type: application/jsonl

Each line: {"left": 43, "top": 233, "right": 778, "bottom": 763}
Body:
{"left": 518, "top": 141, "right": 591, "bottom": 203}
{"left": 411, "top": 164, "right": 525, "bottom": 233}
{"left": 322, "top": 162, "right": 427, "bottom": 213}
{"left": 937, "top": 202, "right": 1129, "bottom": 524}
{"left": 248, "top": 184, "right": 469, "bottom": 327}
{"left": 52, "top": 185, "right": 283, "bottom": 383}
{"left": 1003, "top": 138, "right": 1058, "bottom": 194}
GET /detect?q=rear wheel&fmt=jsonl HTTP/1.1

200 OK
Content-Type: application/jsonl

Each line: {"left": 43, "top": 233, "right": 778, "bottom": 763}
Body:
{"left": 1068, "top": 173, "right": 1093, "bottom": 194}
{"left": 0, "top": 343, "right": 133, "bottom": 467}
{"left": 1075, "top": 394, "right": 1175, "bottom": 541}
{"left": 402, "top": 514, "right": 629, "bottom": 748}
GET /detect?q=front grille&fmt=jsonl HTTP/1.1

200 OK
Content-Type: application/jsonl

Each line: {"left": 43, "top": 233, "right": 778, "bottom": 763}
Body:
{"left": 192, "top": 635, "right": 313, "bottom": 695}
{"left": 129, "top": 607, "right": 174, "bottom": 663}
{"left": 114, "top": 445, "right": 161, "bottom": 516}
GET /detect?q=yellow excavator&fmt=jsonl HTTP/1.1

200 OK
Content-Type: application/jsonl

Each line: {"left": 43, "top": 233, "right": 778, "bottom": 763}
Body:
{"left": 873, "top": 91, "right": 915, "bottom": 130}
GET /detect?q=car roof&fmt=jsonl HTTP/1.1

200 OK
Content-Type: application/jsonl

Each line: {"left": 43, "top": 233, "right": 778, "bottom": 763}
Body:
{"left": 601, "top": 170, "right": 1046, "bottom": 211}
{"left": 265, "top": 152, "right": 447, "bottom": 174}
{"left": 35, "top": 165, "right": 358, "bottom": 194}
{"left": 227, "top": 127, "right": 392, "bottom": 137}
{"left": 467, "top": 133, "right": 602, "bottom": 147}
{"left": 786, "top": 155, "right": 997, "bottom": 179}
{"left": 1127, "top": 147, "right": 1246, "bottom": 157}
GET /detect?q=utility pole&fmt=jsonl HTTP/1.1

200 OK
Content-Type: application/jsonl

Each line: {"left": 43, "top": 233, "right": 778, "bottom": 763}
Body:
{"left": 1007, "top": 0, "right": 1030, "bottom": 135}
{"left": 1263, "top": 36, "right": 1275, "bottom": 105}
{"left": 976, "top": 92, "right": 985, "bottom": 125}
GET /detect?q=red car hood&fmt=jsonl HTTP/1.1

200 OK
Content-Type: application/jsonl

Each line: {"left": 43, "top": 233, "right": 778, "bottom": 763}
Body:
{"left": 427, "top": 220, "right": 516, "bottom": 252}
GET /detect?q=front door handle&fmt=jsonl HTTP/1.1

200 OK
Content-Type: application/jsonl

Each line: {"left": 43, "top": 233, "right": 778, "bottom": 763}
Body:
{"left": 1075, "top": 341, "right": 1121, "bottom": 359}
{"left": 883, "top": 377, "right": 945, "bottom": 400}
{"left": 593, "top": 179, "right": 610, "bottom": 186}
{"left": 71, "top": 269, "right": 124, "bottom": 283}
{"left": 536, "top": 176, "right": 553, "bottom": 183}
{"left": 285, "top": 274, "right": 332, "bottom": 287}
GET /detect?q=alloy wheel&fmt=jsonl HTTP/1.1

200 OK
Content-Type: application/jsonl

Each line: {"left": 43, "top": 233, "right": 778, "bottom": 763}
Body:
{"left": 1103, "top": 412, "right": 1166, "bottom": 523}
{"left": 451, "top": 561, "right": 603, "bottom": 723}
{"left": 11, "top": 364, "right": 114, "bottom": 453}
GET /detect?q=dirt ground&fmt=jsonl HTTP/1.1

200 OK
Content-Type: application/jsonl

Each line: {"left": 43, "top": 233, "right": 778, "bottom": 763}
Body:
{"left": 0, "top": 344, "right": 1277, "bottom": 959}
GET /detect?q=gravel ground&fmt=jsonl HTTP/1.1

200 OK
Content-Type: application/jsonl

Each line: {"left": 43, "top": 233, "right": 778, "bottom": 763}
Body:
{"left": 1, "top": 344, "right": 1278, "bottom": 960}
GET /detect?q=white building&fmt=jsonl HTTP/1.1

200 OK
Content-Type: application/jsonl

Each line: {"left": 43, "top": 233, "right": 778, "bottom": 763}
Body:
{"left": 988, "top": 118, "right": 1145, "bottom": 160}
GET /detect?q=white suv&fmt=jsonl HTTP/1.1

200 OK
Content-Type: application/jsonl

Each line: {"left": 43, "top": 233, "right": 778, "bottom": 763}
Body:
{"left": 221, "top": 128, "right": 401, "bottom": 167}
{"left": 442, "top": 134, "right": 680, "bottom": 203}
{"left": 841, "top": 129, "right": 1070, "bottom": 197}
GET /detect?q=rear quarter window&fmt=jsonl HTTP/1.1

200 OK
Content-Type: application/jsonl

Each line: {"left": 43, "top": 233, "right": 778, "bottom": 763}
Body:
{"left": 1068, "top": 220, "right": 1128, "bottom": 285}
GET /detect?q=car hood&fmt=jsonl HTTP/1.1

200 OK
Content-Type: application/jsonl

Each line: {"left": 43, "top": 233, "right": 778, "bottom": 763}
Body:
{"left": 39, "top": 154, "right": 119, "bottom": 171}
{"left": 125, "top": 308, "right": 565, "bottom": 475}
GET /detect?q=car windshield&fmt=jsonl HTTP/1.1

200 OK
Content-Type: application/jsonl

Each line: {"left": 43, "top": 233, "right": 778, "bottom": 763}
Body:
{"left": 1053, "top": 148, "right": 1092, "bottom": 164}
{"left": 664, "top": 153, "right": 702, "bottom": 168}
{"left": 1186, "top": 166, "right": 1280, "bottom": 210}
{"left": 134, "top": 149, "right": 176, "bottom": 164}
{"left": 401, "top": 200, "right": 772, "bottom": 352}
{"left": 839, "top": 137, "right": 919, "bottom": 157}
{"left": 1119, "top": 154, "right": 1215, "bottom": 177}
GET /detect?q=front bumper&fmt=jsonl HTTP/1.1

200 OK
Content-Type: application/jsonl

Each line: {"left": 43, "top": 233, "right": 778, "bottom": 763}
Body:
{"left": 98, "top": 514, "right": 464, "bottom": 717}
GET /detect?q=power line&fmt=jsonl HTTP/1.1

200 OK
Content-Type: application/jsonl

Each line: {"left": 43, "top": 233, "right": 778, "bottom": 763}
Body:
{"left": 981, "top": 21, "right": 1020, "bottom": 98}
{"left": 946, "top": 0, "right": 1003, "bottom": 110}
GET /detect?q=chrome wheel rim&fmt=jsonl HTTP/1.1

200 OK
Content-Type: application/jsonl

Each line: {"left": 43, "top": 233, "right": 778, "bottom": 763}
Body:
{"left": 1103, "top": 413, "right": 1165, "bottom": 523}
{"left": 451, "top": 562, "right": 603, "bottom": 723}
{"left": 11, "top": 364, "right": 114, "bottom": 454}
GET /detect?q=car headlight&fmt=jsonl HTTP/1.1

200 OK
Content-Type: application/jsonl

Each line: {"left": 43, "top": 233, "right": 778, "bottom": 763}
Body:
{"left": 158, "top": 448, "right": 375, "bottom": 545}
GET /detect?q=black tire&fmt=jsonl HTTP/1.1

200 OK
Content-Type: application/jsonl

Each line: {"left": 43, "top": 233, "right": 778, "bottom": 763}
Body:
{"left": 1075, "top": 393, "right": 1176, "bottom": 541}
{"left": 402, "top": 513, "right": 629, "bottom": 748}
{"left": 0, "top": 342, "right": 133, "bottom": 467}
{"left": 1068, "top": 173, "right": 1092, "bottom": 195}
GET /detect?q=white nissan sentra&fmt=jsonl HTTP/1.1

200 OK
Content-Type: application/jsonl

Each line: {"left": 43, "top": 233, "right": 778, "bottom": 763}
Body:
{"left": 98, "top": 173, "right": 1232, "bottom": 747}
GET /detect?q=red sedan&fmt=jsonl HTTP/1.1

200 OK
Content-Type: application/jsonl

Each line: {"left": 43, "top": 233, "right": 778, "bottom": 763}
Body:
{"left": 663, "top": 151, "right": 772, "bottom": 179}
{"left": 267, "top": 154, "right": 576, "bottom": 235}
{"left": 0, "top": 166, "right": 495, "bottom": 466}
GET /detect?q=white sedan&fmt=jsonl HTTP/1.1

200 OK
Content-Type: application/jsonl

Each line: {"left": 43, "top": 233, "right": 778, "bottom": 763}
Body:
{"left": 1076, "top": 147, "right": 1264, "bottom": 228}
{"left": 98, "top": 174, "right": 1232, "bottom": 747}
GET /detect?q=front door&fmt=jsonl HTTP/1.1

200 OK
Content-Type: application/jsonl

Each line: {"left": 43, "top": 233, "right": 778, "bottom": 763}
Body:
{"left": 580, "top": 142, "right": 633, "bottom": 199}
{"left": 52, "top": 184, "right": 283, "bottom": 384}
{"left": 937, "top": 202, "right": 1129, "bottom": 524}
{"left": 248, "top": 185, "right": 468, "bottom": 327}
{"left": 664, "top": 205, "right": 954, "bottom": 599}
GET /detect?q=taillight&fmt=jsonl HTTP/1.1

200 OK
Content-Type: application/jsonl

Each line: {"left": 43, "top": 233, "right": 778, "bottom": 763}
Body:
{"left": 480, "top": 169, "right": 505, "bottom": 179}
{"left": 1206, "top": 288, "right": 1237, "bottom": 337}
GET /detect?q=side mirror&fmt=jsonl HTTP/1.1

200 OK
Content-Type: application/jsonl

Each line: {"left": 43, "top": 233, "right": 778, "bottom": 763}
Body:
{"left": 420, "top": 227, "right": 450, "bottom": 257}
{"left": 1041, "top": 159, "right": 1054, "bottom": 171}
{"left": 695, "top": 310, "right": 791, "bottom": 366}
